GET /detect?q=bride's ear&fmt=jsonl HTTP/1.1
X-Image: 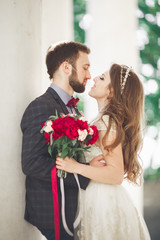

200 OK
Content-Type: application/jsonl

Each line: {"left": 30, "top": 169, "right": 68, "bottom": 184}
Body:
{"left": 109, "top": 88, "right": 114, "bottom": 98}
{"left": 107, "top": 87, "right": 114, "bottom": 99}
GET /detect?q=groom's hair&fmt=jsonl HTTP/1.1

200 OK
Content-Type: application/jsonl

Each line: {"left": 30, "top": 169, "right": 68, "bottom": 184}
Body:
{"left": 46, "top": 41, "right": 90, "bottom": 79}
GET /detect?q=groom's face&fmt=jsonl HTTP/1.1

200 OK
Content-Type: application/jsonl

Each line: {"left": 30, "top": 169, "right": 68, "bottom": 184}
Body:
{"left": 69, "top": 51, "right": 91, "bottom": 93}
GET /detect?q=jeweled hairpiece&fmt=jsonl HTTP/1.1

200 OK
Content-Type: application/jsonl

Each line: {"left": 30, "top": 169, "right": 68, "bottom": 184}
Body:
{"left": 120, "top": 65, "right": 132, "bottom": 94}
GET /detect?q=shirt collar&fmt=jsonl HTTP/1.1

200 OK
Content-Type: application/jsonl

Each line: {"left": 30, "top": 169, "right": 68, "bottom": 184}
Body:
{"left": 50, "top": 83, "right": 72, "bottom": 105}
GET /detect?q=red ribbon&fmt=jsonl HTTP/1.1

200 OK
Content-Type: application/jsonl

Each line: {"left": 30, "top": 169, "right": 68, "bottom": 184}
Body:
{"left": 51, "top": 166, "right": 60, "bottom": 240}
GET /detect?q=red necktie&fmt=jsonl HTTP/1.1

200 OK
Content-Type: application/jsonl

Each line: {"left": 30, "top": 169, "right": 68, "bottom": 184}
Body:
{"left": 66, "top": 97, "right": 79, "bottom": 108}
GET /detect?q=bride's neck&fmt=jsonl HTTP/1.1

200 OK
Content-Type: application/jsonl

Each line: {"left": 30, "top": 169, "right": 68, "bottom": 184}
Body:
{"left": 96, "top": 98, "right": 108, "bottom": 112}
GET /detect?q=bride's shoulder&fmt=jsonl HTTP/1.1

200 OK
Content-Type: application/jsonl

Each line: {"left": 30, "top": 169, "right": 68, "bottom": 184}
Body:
{"left": 94, "top": 115, "right": 116, "bottom": 132}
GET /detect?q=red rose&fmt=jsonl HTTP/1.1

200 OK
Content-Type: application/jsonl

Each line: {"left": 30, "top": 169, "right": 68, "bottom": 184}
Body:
{"left": 76, "top": 119, "right": 89, "bottom": 131}
{"left": 52, "top": 118, "right": 65, "bottom": 132}
{"left": 41, "top": 121, "right": 45, "bottom": 128}
{"left": 63, "top": 116, "right": 79, "bottom": 139}
{"left": 65, "top": 127, "right": 78, "bottom": 139}
{"left": 86, "top": 125, "right": 99, "bottom": 145}
{"left": 52, "top": 118, "right": 65, "bottom": 139}
{"left": 63, "top": 116, "right": 77, "bottom": 128}
{"left": 52, "top": 131, "right": 64, "bottom": 140}
{"left": 44, "top": 132, "right": 50, "bottom": 143}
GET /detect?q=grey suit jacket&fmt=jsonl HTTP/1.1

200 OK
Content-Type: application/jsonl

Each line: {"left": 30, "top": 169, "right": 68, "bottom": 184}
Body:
{"left": 20, "top": 87, "right": 89, "bottom": 231}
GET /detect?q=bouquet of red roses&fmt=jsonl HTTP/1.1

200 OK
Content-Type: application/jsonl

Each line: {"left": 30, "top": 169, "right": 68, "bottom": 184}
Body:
{"left": 41, "top": 112, "right": 99, "bottom": 178}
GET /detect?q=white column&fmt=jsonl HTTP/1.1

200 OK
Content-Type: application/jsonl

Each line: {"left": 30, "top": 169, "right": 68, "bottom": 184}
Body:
{"left": 85, "top": 0, "right": 143, "bottom": 212}
{"left": 0, "top": 1, "right": 42, "bottom": 239}
{"left": 0, "top": 0, "right": 73, "bottom": 239}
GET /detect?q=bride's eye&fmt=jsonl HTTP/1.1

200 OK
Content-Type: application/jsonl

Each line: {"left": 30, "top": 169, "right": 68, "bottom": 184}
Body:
{"left": 99, "top": 76, "right": 104, "bottom": 80}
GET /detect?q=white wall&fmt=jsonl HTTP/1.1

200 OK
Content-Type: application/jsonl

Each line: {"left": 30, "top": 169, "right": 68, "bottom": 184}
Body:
{"left": 0, "top": 0, "right": 73, "bottom": 239}
{"left": 41, "top": 0, "right": 73, "bottom": 91}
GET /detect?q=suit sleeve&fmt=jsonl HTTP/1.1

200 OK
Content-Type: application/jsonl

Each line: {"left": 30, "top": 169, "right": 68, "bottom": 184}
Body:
{"left": 21, "top": 99, "right": 56, "bottom": 181}
{"left": 21, "top": 98, "right": 90, "bottom": 189}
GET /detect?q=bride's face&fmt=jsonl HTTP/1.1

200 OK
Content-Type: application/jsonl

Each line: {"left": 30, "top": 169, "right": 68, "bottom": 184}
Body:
{"left": 89, "top": 71, "right": 112, "bottom": 100}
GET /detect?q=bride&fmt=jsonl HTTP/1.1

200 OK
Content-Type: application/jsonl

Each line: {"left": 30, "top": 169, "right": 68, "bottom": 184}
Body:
{"left": 56, "top": 63, "right": 151, "bottom": 240}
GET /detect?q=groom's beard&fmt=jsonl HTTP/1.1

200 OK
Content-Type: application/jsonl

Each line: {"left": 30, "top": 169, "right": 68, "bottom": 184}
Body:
{"left": 69, "top": 69, "right": 85, "bottom": 93}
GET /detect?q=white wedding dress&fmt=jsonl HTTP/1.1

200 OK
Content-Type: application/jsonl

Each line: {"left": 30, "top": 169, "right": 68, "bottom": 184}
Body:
{"left": 75, "top": 116, "right": 150, "bottom": 240}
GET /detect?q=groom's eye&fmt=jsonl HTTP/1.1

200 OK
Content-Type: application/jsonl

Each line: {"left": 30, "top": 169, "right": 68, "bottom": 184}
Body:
{"left": 83, "top": 67, "right": 88, "bottom": 71}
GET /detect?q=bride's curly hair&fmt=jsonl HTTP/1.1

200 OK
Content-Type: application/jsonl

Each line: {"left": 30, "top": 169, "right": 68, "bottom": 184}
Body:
{"left": 101, "top": 64, "right": 144, "bottom": 184}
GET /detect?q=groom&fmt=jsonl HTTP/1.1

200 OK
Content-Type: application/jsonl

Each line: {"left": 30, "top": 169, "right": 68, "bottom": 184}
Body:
{"left": 21, "top": 41, "right": 103, "bottom": 240}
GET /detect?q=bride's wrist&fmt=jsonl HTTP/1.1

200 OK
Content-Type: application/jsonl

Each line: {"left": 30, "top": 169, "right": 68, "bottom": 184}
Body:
{"left": 76, "top": 163, "right": 85, "bottom": 175}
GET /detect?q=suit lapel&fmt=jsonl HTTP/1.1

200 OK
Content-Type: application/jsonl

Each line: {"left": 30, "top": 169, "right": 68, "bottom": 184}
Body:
{"left": 47, "top": 87, "right": 69, "bottom": 115}
{"left": 47, "top": 87, "right": 82, "bottom": 116}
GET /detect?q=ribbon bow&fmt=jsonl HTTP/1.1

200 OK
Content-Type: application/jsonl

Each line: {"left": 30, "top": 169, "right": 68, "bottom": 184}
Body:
{"left": 66, "top": 97, "right": 79, "bottom": 108}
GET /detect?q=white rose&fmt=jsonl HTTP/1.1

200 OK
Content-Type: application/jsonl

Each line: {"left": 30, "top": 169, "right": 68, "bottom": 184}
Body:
{"left": 79, "top": 116, "right": 86, "bottom": 122}
{"left": 44, "top": 120, "right": 53, "bottom": 133}
{"left": 78, "top": 129, "right": 88, "bottom": 141}
{"left": 67, "top": 113, "right": 75, "bottom": 117}
{"left": 88, "top": 127, "right": 94, "bottom": 135}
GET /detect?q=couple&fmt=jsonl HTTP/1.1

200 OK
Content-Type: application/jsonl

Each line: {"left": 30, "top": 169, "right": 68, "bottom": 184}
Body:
{"left": 21, "top": 41, "right": 150, "bottom": 240}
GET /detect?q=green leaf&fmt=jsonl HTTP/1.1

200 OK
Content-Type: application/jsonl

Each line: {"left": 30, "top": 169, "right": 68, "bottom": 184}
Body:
{"left": 61, "top": 149, "right": 69, "bottom": 159}
{"left": 48, "top": 146, "right": 52, "bottom": 156}
{"left": 63, "top": 142, "right": 69, "bottom": 149}
{"left": 50, "top": 135, "right": 53, "bottom": 145}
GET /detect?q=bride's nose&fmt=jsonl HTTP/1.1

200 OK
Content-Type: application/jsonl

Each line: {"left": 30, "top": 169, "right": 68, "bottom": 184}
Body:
{"left": 93, "top": 77, "right": 97, "bottom": 83}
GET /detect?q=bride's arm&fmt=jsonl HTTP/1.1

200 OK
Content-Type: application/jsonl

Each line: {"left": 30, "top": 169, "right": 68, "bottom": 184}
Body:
{"left": 56, "top": 130, "right": 124, "bottom": 185}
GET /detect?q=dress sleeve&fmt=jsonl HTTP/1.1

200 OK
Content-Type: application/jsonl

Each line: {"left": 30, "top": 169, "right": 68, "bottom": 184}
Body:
{"left": 95, "top": 115, "right": 116, "bottom": 132}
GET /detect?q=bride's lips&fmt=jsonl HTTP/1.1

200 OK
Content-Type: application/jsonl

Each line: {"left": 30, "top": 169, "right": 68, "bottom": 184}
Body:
{"left": 91, "top": 84, "right": 96, "bottom": 89}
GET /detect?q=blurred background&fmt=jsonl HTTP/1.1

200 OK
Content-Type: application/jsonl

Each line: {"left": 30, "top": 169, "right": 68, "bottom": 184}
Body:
{"left": 0, "top": 0, "right": 159, "bottom": 239}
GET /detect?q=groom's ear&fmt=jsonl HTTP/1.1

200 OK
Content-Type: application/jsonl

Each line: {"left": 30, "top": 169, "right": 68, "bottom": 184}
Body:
{"left": 61, "top": 61, "right": 72, "bottom": 75}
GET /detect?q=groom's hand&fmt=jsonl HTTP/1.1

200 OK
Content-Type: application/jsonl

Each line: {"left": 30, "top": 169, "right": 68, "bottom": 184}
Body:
{"left": 90, "top": 154, "right": 106, "bottom": 167}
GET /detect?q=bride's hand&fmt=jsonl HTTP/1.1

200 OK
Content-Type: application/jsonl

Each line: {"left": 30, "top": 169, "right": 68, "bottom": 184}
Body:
{"left": 90, "top": 154, "right": 106, "bottom": 167}
{"left": 56, "top": 156, "right": 79, "bottom": 173}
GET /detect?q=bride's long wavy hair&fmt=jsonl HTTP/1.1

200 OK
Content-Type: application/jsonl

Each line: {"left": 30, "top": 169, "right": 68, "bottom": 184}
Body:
{"left": 101, "top": 64, "right": 144, "bottom": 184}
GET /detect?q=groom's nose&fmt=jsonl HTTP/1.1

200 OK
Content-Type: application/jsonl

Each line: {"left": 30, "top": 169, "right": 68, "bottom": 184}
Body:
{"left": 86, "top": 70, "right": 91, "bottom": 80}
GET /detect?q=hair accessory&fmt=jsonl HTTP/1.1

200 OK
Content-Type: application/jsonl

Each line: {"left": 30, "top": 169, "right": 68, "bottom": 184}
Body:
{"left": 120, "top": 65, "right": 132, "bottom": 94}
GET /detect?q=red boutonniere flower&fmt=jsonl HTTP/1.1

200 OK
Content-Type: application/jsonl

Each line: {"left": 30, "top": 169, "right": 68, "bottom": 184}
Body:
{"left": 66, "top": 97, "right": 79, "bottom": 108}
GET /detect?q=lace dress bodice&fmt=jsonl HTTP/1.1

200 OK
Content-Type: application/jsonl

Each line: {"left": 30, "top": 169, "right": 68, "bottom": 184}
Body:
{"left": 85, "top": 115, "right": 116, "bottom": 163}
